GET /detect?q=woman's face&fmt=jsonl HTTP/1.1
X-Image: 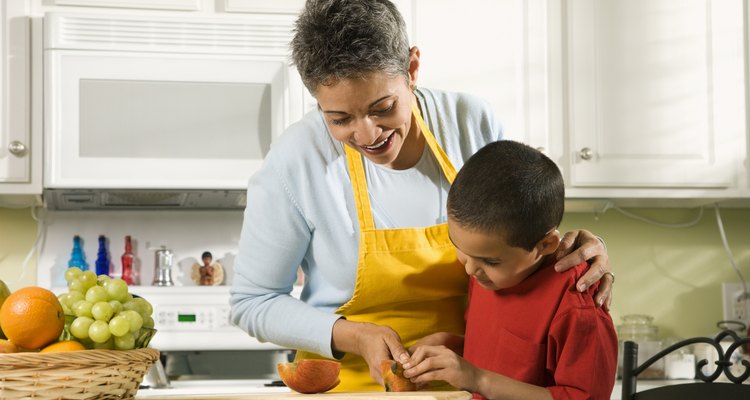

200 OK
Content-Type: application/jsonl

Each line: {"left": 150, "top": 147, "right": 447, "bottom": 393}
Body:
{"left": 314, "top": 48, "right": 421, "bottom": 170}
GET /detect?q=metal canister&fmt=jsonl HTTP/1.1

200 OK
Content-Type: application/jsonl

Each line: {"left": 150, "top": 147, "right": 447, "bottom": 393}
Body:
{"left": 152, "top": 247, "right": 174, "bottom": 287}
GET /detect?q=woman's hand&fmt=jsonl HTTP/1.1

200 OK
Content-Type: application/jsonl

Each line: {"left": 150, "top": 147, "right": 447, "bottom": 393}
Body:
{"left": 402, "top": 345, "right": 478, "bottom": 392}
{"left": 408, "top": 332, "right": 464, "bottom": 355}
{"left": 553, "top": 229, "right": 613, "bottom": 307}
{"left": 331, "top": 319, "right": 409, "bottom": 385}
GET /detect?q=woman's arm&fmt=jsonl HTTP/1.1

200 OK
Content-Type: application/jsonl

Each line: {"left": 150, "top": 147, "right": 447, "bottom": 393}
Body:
{"left": 229, "top": 158, "right": 341, "bottom": 358}
{"left": 553, "top": 229, "right": 613, "bottom": 307}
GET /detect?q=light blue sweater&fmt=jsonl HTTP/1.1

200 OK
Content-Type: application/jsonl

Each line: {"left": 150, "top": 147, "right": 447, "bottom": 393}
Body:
{"left": 229, "top": 88, "right": 503, "bottom": 357}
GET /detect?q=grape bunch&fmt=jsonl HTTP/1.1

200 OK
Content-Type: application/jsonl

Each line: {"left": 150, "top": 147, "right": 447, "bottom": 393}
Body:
{"left": 58, "top": 267, "right": 155, "bottom": 350}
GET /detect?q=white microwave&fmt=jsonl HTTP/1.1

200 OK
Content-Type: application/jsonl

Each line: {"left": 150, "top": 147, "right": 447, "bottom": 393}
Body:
{"left": 41, "top": 13, "right": 311, "bottom": 208}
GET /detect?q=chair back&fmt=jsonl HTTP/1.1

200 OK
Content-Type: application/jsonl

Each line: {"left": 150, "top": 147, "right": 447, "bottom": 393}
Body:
{"left": 621, "top": 329, "right": 750, "bottom": 400}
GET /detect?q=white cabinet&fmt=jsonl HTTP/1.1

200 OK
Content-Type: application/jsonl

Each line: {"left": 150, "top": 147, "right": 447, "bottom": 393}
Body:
{"left": 415, "top": 0, "right": 748, "bottom": 202}
{"left": 0, "top": 0, "right": 40, "bottom": 195}
{"left": 564, "top": 0, "right": 746, "bottom": 190}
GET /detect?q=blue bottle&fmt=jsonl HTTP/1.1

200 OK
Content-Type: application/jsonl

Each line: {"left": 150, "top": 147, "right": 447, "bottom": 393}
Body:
{"left": 68, "top": 235, "right": 88, "bottom": 271}
{"left": 95, "top": 235, "right": 110, "bottom": 276}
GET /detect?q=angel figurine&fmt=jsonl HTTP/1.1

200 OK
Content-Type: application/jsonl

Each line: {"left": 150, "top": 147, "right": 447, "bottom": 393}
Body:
{"left": 191, "top": 251, "right": 224, "bottom": 286}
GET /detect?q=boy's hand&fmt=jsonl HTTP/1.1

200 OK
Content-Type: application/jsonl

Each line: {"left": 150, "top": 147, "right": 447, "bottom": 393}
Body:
{"left": 402, "top": 345, "right": 478, "bottom": 392}
{"left": 408, "top": 332, "right": 464, "bottom": 355}
{"left": 553, "top": 229, "right": 613, "bottom": 307}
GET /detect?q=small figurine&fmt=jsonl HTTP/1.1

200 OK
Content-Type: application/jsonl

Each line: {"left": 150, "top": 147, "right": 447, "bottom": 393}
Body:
{"left": 191, "top": 251, "right": 224, "bottom": 286}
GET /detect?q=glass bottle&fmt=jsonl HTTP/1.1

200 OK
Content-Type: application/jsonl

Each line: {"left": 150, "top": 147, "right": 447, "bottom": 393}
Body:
{"left": 617, "top": 314, "right": 664, "bottom": 379}
{"left": 121, "top": 236, "right": 135, "bottom": 285}
{"left": 95, "top": 235, "right": 110, "bottom": 276}
{"left": 68, "top": 235, "right": 88, "bottom": 271}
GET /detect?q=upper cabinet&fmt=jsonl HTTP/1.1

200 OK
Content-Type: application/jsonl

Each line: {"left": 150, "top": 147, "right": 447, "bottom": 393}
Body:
{"left": 564, "top": 0, "right": 746, "bottom": 190}
{"left": 415, "top": 0, "right": 749, "bottom": 202}
{"left": 0, "top": 0, "right": 40, "bottom": 195}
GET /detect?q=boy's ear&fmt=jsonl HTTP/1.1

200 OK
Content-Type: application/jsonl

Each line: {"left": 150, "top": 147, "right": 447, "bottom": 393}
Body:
{"left": 536, "top": 229, "right": 561, "bottom": 256}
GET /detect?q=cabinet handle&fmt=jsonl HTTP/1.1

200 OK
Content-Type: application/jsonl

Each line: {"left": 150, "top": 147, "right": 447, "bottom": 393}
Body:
{"left": 8, "top": 141, "right": 27, "bottom": 156}
{"left": 579, "top": 147, "right": 594, "bottom": 161}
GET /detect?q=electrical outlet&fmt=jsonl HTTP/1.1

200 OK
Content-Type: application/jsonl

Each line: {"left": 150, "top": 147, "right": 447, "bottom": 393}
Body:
{"left": 721, "top": 282, "right": 750, "bottom": 327}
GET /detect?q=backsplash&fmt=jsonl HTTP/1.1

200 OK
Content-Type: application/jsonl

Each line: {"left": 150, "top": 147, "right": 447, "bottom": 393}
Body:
{"left": 1, "top": 206, "right": 750, "bottom": 340}
{"left": 32, "top": 210, "right": 244, "bottom": 289}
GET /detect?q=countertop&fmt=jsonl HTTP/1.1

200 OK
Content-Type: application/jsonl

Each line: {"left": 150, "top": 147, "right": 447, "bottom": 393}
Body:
{"left": 135, "top": 379, "right": 699, "bottom": 399}
{"left": 135, "top": 380, "right": 471, "bottom": 399}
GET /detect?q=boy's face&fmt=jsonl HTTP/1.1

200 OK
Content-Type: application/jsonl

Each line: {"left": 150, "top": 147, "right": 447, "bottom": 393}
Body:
{"left": 448, "top": 219, "right": 553, "bottom": 291}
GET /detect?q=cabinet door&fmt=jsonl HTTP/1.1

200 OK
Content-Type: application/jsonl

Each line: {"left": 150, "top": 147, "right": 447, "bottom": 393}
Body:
{"left": 567, "top": 0, "right": 745, "bottom": 188}
{"left": 413, "top": 0, "right": 558, "bottom": 161}
{"left": 0, "top": 0, "right": 36, "bottom": 193}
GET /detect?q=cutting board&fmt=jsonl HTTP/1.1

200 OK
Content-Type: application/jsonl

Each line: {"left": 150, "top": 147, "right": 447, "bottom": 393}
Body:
{"left": 137, "top": 391, "right": 472, "bottom": 400}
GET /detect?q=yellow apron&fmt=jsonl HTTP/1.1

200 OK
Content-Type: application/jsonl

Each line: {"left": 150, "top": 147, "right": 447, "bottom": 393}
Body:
{"left": 296, "top": 103, "right": 468, "bottom": 391}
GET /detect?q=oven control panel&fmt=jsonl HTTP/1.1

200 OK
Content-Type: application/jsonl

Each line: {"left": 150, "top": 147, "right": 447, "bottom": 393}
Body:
{"left": 154, "top": 305, "right": 233, "bottom": 331}
{"left": 127, "top": 285, "right": 301, "bottom": 351}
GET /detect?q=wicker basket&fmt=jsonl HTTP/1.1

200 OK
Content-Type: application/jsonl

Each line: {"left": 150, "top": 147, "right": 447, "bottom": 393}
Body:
{"left": 0, "top": 348, "right": 160, "bottom": 400}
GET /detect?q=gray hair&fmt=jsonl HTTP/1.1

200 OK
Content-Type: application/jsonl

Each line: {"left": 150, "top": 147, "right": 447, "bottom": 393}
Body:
{"left": 291, "top": 0, "right": 411, "bottom": 95}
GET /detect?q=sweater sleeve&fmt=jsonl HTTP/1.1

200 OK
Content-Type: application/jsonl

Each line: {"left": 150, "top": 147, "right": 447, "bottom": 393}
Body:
{"left": 229, "top": 152, "right": 342, "bottom": 358}
{"left": 545, "top": 305, "right": 619, "bottom": 400}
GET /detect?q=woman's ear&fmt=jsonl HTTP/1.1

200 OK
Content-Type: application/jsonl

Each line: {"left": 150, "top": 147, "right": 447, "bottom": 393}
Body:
{"left": 536, "top": 229, "right": 561, "bottom": 256}
{"left": 408, "top": 46, "right": 421, "bottom": 89}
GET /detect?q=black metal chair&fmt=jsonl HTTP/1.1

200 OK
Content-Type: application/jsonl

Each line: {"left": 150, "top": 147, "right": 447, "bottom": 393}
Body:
{"left": 621, "top": 329, "right": 750, "bottom": 400}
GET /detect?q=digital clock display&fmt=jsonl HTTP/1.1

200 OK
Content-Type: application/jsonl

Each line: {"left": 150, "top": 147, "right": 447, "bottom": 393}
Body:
{"left": 178, "top": 314, "right": 197, "bottom": 322}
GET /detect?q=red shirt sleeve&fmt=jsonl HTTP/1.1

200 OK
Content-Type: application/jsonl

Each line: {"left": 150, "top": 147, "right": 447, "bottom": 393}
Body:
{"left": 545, "top": 305, "right": 618, "bottom": 400}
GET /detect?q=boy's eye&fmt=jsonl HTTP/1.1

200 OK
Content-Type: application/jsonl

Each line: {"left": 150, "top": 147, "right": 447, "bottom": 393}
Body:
{"left": 481, "top": 259, "right": 500, "bottom": 267}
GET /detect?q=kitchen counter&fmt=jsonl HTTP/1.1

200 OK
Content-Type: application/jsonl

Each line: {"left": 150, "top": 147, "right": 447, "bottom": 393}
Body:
{"left": 135, "top": 380, "right": 471, "bottom": 399}
{"left": 136, "top": 378, "right": 702, "bottom": 399}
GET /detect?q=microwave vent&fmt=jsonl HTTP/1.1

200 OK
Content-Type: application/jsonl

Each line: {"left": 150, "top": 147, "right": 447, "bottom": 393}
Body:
{"left": 43, "top": 189, "right": 246, "bottom": 210}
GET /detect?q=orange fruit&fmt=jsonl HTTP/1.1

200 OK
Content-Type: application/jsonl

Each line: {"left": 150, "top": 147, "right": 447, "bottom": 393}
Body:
{"left": 40, "top": 340, "right": 86, "bottom": 353}
{"left": 0, "top": 338, "right": 18, "bottom": 353}
{"left": 0, "top": 287, "right": 64, "bottom": 349}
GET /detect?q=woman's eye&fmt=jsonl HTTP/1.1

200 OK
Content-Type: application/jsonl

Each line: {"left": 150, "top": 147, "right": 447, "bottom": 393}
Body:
{"left": 331, "top": 117, "right": 351, "bottom": 126}
{"left": 374, "top": 103, "right": 394, "bottom": 115}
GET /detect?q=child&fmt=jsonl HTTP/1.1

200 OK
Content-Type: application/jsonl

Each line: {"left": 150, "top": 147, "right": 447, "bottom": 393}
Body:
{"left": 402, "top": 140, "right": 617, "bottom": 400}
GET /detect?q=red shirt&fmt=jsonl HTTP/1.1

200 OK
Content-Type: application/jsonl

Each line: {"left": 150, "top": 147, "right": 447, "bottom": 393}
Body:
{"left": 463, "top": 259, "right": 617, "bottom": 400}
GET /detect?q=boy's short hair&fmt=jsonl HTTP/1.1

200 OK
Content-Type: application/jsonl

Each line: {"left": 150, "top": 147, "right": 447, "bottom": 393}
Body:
{"left": 447, "top": 140, "right": 565, "bottom": 251}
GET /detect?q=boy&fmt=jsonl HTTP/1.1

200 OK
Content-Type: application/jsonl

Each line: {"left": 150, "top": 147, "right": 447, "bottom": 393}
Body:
{"left": 402, "top": 140, "right": 617, "bottom": 400}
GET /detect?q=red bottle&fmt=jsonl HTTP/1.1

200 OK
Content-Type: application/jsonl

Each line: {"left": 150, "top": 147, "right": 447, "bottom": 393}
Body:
{"left": 121, "top": 235, "right": 135, "bottom": 285}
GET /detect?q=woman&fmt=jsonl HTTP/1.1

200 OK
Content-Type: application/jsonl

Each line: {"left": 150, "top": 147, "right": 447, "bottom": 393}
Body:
{"left": 230, "top": 0, "right": 613, "bottom": 391}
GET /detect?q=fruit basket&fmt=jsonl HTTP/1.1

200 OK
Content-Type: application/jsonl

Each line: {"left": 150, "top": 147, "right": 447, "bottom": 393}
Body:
{"left": 0, "top": 347, "right": 160, "bottom": 400}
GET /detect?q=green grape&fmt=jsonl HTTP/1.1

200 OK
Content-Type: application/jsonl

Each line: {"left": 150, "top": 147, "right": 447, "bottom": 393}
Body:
{"left": 70, "top": 316, "right": 94, "bottom": 339}
{"left": 108, "top": 300, "right": 123, "bottom": 314}
{"left": 62, "top": 303, "right": 73, "bottom": 315}
{"left": 89, "top": 320, "right": 112, "bottom": 343}
{"left": 93, "top": 337, "right": 114, "bottom": 350}
{"left": 121, "top": 310, "right": 143, "bottom": 333}
{"left": 91, "top": 301, "right": 114, "bottom": 321}
{"left": 114, "top": 332, "right": 135, "bottom": 350}
{"left": 107, "top": 279, "right": 129, "bottom": 303}
{"left": 68, "top": 278, "right": 86, "bottom": 293}
{"left": 122, "top": 300, "right": 142, "bottom": 314}
{"left": 142, "top": 316, "right": 155, "bottom": 329}
{"left": 85, "top": 286, "right": 109, "bottom": 303}
{"left": 79, "top": 271, "right": 98, "bottom": 290}
{"left": 96, "top": 275, "right": 112, "bottom": 288}
{"left": 64, "top": 267, "right": 83, "bottom": 283}
{"left": 131, "top": 297, "right": 154, "bottom": 317}
{"left": 67, "top": 290, "right": 85, "bottom": 305}
{"left": 108, "top": 315, "right": 130, "bottom": 337}
{"left": 73, "top": 300, "right": 93, "bottom": 318}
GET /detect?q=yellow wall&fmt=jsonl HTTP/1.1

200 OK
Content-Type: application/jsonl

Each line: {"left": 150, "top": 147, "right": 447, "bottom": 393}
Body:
{"left": 0, "top": 207, "right": 39, "bottom": 291}
{"left": 560, "top": 207, "right": 750, "bottom": 340}
{"left": 1, "top": 206, "right": 749, "bottom": 340}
